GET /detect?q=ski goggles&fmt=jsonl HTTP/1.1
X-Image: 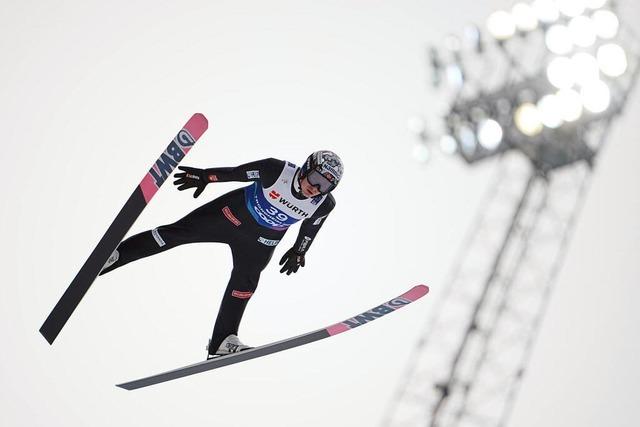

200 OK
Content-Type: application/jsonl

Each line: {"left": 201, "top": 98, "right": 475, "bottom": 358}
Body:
{"left": 306, "top": 169, "right": 337, "bottom": 194}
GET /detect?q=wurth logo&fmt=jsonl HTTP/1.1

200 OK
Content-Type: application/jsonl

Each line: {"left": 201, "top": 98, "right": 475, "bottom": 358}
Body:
{"left": 277, "top": 197, "right": 310, "bottom": 217}
{"left": 269, "top": 190, "right": 280, "bottom": 199}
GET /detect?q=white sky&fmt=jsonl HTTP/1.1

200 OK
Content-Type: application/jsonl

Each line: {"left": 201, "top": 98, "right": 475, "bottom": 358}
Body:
{"left": 1, "top": 1, "right": 639, "bottom": 426}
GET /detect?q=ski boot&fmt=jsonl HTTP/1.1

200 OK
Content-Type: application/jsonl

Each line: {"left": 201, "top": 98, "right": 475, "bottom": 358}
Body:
{"left": 207, "top": 334, "right": 252, "bottom": 360}
{"left": 99, "top": 250, "right": 119, "bottom": 275}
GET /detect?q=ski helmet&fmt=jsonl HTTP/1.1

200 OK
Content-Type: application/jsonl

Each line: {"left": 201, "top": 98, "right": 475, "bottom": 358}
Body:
{"left": 299, "top": 150, "right": 344, "bottom": 194}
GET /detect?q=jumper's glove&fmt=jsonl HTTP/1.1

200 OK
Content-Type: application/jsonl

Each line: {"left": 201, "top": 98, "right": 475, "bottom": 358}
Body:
{"left": 279, "top": 248, "right": 305, "bottom": 275}
{"left": 173, "top": 166, "right": 214, "bottom": 198}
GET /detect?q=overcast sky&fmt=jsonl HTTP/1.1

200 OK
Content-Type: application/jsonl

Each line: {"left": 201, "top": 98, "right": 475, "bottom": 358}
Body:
{"left": 1, "top": 1, "right": 639, "bottom": 426}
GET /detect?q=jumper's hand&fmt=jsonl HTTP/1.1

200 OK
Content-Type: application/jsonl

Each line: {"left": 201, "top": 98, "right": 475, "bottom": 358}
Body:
{"left": 279, "top": 248, "right": 305, "bottom": 275}
{"left": 173, "top": 166, "right": 211, "bottom": 198}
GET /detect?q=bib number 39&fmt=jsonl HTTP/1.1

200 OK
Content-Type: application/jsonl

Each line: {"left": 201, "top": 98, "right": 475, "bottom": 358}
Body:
{"left": 266, "top": 206, "right": 289, "bottom": 222}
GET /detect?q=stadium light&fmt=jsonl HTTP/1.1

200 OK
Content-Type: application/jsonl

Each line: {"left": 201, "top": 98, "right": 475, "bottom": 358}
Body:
{"left": 568, "top": 16, "right": 597, "bottom": 47}
{"left": 597, "top": 43, "right": 628, "bottom": 77}
{"left": 514, "top": 103, "right": 544, "bottom": 136}
{"left": 446, "top": 64, "right": 465, "bottom": 88}
{"left": 533, "top": 0, "right": 560, "bottom": 24}
{"left": 556, "top": 88, "right": 584, "bottom": 121}
{"left": 487, "top": 10, "right": 516, "bottom": 40}
{"left": 439, "top": 134, "right": 458, "bottom": 154}
{"left": 457, "top": 124, "right": 478, "bottom": 156}
{"left": 547, "top": 56, "right": 575, "bottom": 89}
{"left": 557, "top": 0, "right": 586, "bottom": 18}
{"left": 592, "top": 10, "right": 619, "bottom": 39}
{"left": 477, "top": 119, "right": 504, "bottom": 149}
{"left": 463, "top": 24, "right": 484, "bottom": 53}
{"left": 407, "top": 0, "right": 636, "bottom": 167}
{"left": 571, "top": 52, "right": 600, "bottom": 86}
{"left": 581, "top": 80, "right": 611, "bottom": 113}
{"left": 412, "top": 142, "right": 431, "bottom": 162}
{"left": 512, "top": 3, "right": 538, "bottom": 32}
{"left": 397, "top": 0, "right": 639, "bottom": 423}
{"left": 537, "top": 94, "right": 565, "bottom": 128}
{"left": 546, "top": 25, "right": 574, "bottom": 54}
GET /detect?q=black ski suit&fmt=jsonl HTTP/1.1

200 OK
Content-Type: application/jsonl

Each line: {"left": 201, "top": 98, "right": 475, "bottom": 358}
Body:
{"left": 99, "top": 158, "right": 336, "bottom": 355}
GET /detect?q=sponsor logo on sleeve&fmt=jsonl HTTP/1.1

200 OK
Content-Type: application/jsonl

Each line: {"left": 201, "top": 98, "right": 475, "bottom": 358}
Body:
{"left": 257, "top": 237, "right": 280, "bottom": 246}
{"left": 298, "top": 236, "right": 312, "bottom": 252}
{"left": 312, "top": 215, "right": 327, "bottom": 226}
{"left": 231, "top": 290, "right": 254, "bottom": 299}
{"left": 222, "top": 206, "right": 242, "bottom": 226}
{"left": 247, "top": 170, "right": 260, "bottom": 179}
{"left": 151, "top": 228, "right": 166, "bottom": 247}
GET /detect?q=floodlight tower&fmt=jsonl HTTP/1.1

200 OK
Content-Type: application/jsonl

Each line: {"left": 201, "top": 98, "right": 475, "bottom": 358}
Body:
{"left": 384, "top": 1, "right": 640, "bottom": 426}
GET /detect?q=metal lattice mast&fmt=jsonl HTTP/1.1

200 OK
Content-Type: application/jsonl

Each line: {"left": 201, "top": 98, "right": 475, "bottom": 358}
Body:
{"left": 384, "top": 1, "right": 640, "bottom": 426}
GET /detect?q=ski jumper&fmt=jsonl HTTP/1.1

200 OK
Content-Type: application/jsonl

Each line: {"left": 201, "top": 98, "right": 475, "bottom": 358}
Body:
{"left": 99, "top": 158, "right": 336, "bottom": 354}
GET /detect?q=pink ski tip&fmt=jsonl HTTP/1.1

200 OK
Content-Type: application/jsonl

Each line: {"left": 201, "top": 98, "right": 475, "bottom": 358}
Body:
{"left": 327, "top": 323, "right": 350, "bottom": 336}
{"left": 184, "top": 113, "right": 209, "bottom": 140}
{"left": 401, "top": 284, "right": 429, "bottom": 301}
